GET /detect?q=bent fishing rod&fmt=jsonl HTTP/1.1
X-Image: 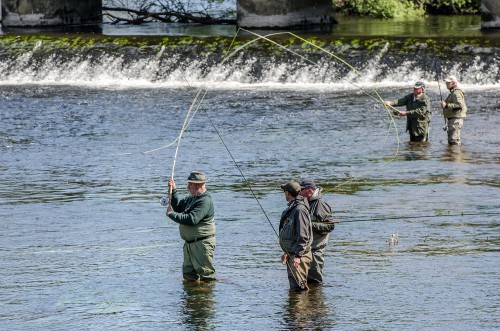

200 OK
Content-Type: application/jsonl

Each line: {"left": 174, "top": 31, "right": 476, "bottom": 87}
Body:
{"left": 235, "top": 28, "right": 391, "bottom": 108}
{"left": 161, "top": 88, "right": 208, "bottom": 207}
{"left": 425, "top": 16, "right": 447, "bottom": 131}
{"left": 228, "top": 29, "right": 402, "bottom": 164}
{"left": 200, "top": 104, "right": 308, "bottom": 289}
{"left": 164, "top": 80, "right": 308, "bottom": 288}
{"left": 161, "top": 29, "right": 411, "bottom": 288}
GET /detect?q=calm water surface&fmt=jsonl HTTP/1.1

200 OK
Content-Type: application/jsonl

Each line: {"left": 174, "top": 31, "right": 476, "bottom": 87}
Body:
{"left": 0, "top": 83, "right": 498, "bottom": 330}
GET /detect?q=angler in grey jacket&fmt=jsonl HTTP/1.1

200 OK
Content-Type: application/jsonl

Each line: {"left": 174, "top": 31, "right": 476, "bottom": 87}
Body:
{"left": 384, "top": 81, "right": 431, "bottom": 142}
{"left": 279, "top": 181, "right": 313, "bottom": 291}
{"left": 299, "top": 179, "right": 335, "bottom": 284}
{"left": 441, "top": 75, "right": 467, "bottom": 145}
{"left": 166, "top": 171, "right": 216, "bottom": 282}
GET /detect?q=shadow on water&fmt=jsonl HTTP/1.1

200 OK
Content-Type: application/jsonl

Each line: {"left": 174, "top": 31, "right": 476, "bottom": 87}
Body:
{"left": 181, "top": 281, "right": 216, "bottom": 330}
{"left": 282, "top": 285, "right": 334, "bottom": 330}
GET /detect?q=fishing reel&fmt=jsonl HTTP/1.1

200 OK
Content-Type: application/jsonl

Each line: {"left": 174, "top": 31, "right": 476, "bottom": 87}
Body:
{"left": 160, "top": 196, "right": 169, "bottom": 206}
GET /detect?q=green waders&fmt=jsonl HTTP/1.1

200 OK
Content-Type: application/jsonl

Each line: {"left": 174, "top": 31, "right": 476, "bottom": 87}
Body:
{"left": 182, "top": 236, "right": 216, "bottom": 282}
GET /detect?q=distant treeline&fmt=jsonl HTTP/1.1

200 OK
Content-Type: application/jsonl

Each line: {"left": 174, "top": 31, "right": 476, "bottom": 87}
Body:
{"left": 333, "top": 0, "right": 480, "bottom": 18}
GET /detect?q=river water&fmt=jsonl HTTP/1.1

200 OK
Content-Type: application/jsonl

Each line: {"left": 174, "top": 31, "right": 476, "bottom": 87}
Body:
{"left": 1, "top": 20, "right": 500, "bottom": 330}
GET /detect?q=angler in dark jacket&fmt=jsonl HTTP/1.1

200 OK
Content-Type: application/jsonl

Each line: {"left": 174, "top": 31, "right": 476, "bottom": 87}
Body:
{"left": 166, "top": 171, "right": 216, "bottom": 282}
{"left": 299, "top": 179, "right": 335, "bottom": 284}
{"left": 279, "top": 181, "right": 313, "bottom": 291}
{"left": 384, "top": 81, "right": 431, "bottom": 142}
{"left": 441, "top": 75, "right": 467, "bottom": 145}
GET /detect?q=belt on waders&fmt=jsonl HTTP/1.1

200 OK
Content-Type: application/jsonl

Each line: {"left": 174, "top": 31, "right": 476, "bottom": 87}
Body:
{"left": 185, "top": 234, "right": 215, "bottom": 244}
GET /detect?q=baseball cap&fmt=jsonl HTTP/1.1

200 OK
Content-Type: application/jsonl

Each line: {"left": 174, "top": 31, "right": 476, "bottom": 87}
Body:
{"left": 281, "top": 181, "right": 301, "bottom": 194}
{"left": 299, "top": 179, "right": 316, "bottom": 190}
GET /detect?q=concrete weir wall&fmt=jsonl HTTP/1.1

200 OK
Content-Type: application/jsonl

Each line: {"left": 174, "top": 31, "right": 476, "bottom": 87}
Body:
{"left": 1, "top": 0, "right": 102, "bottom": 27}
{"left": 482, "top": 0, "right": 500, "bottom": 29}
{"left": 237, "top": 0, "right": 333, "bottom": 28}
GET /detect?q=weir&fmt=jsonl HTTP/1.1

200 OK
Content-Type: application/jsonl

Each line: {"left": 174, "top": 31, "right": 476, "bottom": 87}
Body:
{"left": 0, "top": 34, "right": 498, "bottom": 87}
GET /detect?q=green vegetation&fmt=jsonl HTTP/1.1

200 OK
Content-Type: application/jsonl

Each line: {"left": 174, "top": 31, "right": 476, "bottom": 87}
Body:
{"left": 0, "top": 34, "right": 494, "bottom": 60}
{"left": 342, "top": 0, "right": 424, "bottom": 19}
{"left": 333, "top": 0, "right": 481, "bottom": 19}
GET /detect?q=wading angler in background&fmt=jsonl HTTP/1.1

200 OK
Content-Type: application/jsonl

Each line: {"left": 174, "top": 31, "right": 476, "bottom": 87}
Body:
{"left": 166, "top": 171, "right": 216, "bottom": 282}
{"left": 279, "top": 181, "right": 313, "bottom": 292}
{"left": 384, "top": 81, "right": 431, "bottom": 142}
{"left": 441, "top": 75, "right": 467, "bottom": 145}
{"left": 299, "top": 179, "right": 335, "bottom": 284}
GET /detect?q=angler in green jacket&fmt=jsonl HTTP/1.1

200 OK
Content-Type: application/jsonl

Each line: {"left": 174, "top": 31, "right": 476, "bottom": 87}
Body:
{"left": 441, "top": 75, "right": 467, "bottom": 145}
{"left": 384, "top": 81, "right": 431, "bottom": 142}
{"left": 166, "top": 171, "right": 216, "bottom": 282}
{"left": 299, "top": 179, "right": 335, "bottom": 284}
{"left": 279, "top": 181, "right": 313, "bottom": 292}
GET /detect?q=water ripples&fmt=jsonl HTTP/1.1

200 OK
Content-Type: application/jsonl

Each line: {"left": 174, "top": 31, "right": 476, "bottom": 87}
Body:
{"left": 0, "top": 84, "right": 498, "bottom": 330}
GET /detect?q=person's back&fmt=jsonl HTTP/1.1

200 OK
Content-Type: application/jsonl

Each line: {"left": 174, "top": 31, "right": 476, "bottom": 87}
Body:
{"left": 300, "top": 180, "right": 335, "bottom": 284}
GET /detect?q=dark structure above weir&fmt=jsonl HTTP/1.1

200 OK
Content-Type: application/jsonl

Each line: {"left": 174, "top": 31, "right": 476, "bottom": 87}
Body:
{"left": 0, "top": 0, "right": 102, "bottom": 27}
{"left": 237, "top": 0, "right": 334, "bottom": 29}
{"left": 482, "top": 0, "right": 500, "bottom": 29}
{"left": 1, "top": 0, "right": 497, "bottom": 30}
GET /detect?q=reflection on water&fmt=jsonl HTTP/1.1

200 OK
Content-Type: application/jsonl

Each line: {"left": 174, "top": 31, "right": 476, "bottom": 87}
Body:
{"left": 2, "top": 15, "right": 498, "bottom": 38}
{"left": 102, "top": 22, "right": 237, "bottom": 37}
{"left": 401, "top": 141, "right": 431, "bottom": 161}
{"left": 182, "top": 282, "right": 215, "bottom": 330}
{"left": 333, "top": 14, "right": 492, "bottom": 37}
{"left": 441, "top": 145, "right": 468, "bottom": 163}
{"left": 283, "top": 285, "right": 333, "bottom": 330}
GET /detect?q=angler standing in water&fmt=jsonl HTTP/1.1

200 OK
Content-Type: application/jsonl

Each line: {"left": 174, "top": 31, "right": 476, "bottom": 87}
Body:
{"left": 279, "top": 181, "right": 313, "bottom": 292}
{"left": 384, "top": 81, "right": 431, "bottom": 142}
{"left": 299, "top": 179, "right": 335, "bottom": 284}
{"left": 441, "top": 75, "right": 467, "bottom": 146}
{"left": 166, "top": 171, "right": 216, "bottom": 282}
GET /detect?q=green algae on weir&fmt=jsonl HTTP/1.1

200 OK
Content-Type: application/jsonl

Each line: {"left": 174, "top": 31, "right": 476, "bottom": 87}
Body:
{"left": 0, "top": 33, "right": 498, "bottom": 54}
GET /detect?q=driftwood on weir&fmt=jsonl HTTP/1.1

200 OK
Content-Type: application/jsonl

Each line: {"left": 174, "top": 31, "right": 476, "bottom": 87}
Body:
{"left": 102, "top": 6, "right": 236, "bottom": 25}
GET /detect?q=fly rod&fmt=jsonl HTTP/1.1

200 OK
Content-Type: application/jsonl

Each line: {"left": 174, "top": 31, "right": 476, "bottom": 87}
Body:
{"left": 200, "top": 105, "right": 308, "bottom": 289}
{"left": 425, "top": 16, "right": 447, "bottom": 131}
{"left": 161, "top": 88, "right": 207, "bottom": 207}
{"left": 165, "top": 74, "right": 308, "bottom": 288}
{"left": 338, "top": 211, "right": 500, "bottom": 223}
